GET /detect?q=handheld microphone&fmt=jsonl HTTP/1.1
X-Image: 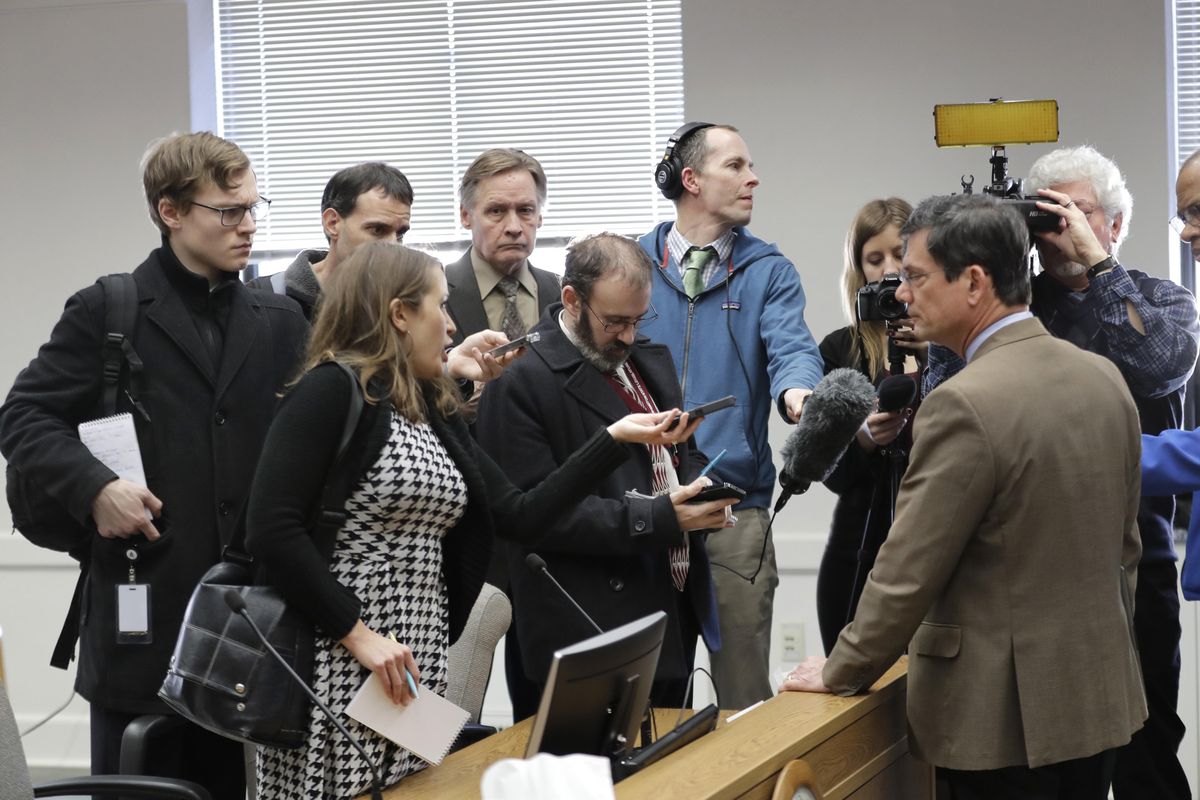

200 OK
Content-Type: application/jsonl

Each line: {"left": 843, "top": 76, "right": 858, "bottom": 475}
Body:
{"left": 524, "top": 554, "right": 603, "bottom": 635}
{"left": 876, "top": 374, "right": 917, "bottom": 413}
{"left": 223, "top": 589, "right": 384, "bottom": 800}
{"left": 776, "top": 368, "right": 876, "bottom": 512}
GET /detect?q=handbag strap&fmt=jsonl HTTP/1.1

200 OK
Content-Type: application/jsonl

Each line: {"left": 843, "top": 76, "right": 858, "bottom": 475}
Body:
{"left": 223, "top": 361, "right": 365, "bottom": 564}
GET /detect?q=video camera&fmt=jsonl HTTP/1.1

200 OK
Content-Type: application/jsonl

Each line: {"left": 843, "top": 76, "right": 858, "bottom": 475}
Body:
{"left": 933, "top": 98, "right": 1061, "bottom": 234}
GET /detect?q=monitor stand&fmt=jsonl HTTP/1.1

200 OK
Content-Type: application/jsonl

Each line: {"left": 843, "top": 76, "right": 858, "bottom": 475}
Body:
{"left": 609, "top": 704, "right": 720, "bottom": 782}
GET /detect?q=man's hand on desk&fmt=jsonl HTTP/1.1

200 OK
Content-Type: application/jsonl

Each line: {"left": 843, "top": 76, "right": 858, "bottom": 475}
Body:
{"left": 780, "top": 655, "right": 831, "bottom": 694}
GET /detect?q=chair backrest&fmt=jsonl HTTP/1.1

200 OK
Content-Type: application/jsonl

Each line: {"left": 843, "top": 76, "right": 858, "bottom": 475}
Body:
{"left": 0, "top": 683, "right": 35, "bottom": 800}
{"left": 771, "top": 758, "right": 823, "bottom": 800}
{"left": 445, "top": 583, "right": 511, "bottom": 723}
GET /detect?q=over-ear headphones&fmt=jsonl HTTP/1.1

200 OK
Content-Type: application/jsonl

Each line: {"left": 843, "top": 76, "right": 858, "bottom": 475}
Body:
{"left": 654, "top": 121, "right": 715, "bottom": 200}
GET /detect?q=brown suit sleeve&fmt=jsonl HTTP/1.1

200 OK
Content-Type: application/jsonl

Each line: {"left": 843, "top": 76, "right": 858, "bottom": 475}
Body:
{"left": 823, "top": 382, "right": 997, "bottom": 694}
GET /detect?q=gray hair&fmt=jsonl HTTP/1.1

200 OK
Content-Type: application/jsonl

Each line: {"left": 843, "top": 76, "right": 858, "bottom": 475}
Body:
{"left": 459, "top": 148, "right": 547, "bottom": 211}
{"left": 1025, "top": 145, "right": 1132, "bottom": 253}
{"left": 901, "top": 194, "right": 1031, "bottom": 307}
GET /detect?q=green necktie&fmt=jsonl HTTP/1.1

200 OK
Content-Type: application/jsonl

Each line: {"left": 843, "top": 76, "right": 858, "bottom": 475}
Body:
{"left": 683, "top": 246, "right": 716, "bottom": 299}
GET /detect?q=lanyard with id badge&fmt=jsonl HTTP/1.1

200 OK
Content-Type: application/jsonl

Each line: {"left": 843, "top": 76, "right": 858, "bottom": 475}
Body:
{"left": 117, "top": 544, "right": 152, "bottom": 644}
{"left": 78, "top": 412, "right": 155, "bottom": 645}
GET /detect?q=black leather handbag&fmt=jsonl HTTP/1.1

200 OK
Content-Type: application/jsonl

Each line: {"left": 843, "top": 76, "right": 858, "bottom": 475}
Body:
{"left": 158, "top": 363, "right": 364, "bottom": 748}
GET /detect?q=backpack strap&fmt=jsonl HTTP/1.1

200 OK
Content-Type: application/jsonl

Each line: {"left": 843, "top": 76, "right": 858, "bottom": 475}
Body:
{"left": 98, "top": 274, "right": 148, "bottom": 421}
{"left": 222, "top": 361, "right": 365, "bottom": 564}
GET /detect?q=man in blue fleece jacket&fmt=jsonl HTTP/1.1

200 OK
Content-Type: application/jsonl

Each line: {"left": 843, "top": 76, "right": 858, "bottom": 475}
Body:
{"left": 639, "top": 123, "right": 823, "bottom": 706}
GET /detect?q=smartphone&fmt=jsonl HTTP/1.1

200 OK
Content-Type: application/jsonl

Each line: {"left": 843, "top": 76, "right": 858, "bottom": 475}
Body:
{"left": 486, "top": 331, "right": 540, "bottom": 357}
{"left": 667, "top": 395, "right": 736, "bottom": 430}
{"left": 687, "top": 482, "right": 746, "bottom": 504}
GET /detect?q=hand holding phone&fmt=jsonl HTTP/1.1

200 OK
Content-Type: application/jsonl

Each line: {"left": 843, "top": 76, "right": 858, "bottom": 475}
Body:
{"left": 666, "top": 395, "right": 736, "bottom": 431}
{"left": 687, "top": 482, "right": 746, "bottom": 504}
{"left": 487, "top": 331, "right": 540, "bottom": 358}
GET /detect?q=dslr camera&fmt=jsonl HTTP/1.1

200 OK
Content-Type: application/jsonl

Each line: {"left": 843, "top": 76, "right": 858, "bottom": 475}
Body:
{"left": 856, "top": 274, "right": 907, "bottom": 322}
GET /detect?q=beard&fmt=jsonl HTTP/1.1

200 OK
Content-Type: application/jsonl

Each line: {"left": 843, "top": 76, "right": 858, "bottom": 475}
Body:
{"left": 573, "top": 312, "right": 632, "bottom": 373}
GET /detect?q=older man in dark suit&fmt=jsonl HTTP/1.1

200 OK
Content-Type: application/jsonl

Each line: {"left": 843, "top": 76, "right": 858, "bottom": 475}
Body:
{"left": 783, "top": 194, "right": 1146, "bottom": 800}
{"left": 445, "top": 148, "right": 560, "bottom": 346}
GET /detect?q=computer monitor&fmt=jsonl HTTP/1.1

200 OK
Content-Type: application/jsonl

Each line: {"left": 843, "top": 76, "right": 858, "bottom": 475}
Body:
{"left": 524, "top": 611, "right": 667, "bottom": 760}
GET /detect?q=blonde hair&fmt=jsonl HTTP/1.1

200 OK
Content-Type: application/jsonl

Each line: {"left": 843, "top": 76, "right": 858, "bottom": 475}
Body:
{"left": 141, "top": 132, "right": 252, "bottom": 235}
{"left": 303, "top": 242, "right": 459, "bottom": 422}
{"left": 841, "top": 197, "right": 912, "bottom": 379}
{"left": 459, "top": 148, "right": 547, "bottom": 211}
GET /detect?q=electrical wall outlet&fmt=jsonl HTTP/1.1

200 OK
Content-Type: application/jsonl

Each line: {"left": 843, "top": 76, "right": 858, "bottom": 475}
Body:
{"left": 779, "top": 621, "right": 805, "bottom": 666}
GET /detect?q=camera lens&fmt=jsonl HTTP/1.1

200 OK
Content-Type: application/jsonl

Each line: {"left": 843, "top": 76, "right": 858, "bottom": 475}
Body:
{"left": 877, "top": 286, "right": 908, "bottom": 320}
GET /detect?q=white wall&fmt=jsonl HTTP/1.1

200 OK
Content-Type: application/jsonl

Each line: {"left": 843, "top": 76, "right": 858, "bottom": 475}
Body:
{"left": 1, "top": 0, "right": 1193, "bottom": 791}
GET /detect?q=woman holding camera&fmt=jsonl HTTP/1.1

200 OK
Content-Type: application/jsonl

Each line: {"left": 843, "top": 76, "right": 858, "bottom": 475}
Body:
{"left": 245, "top": 242, "right": 711, "bottom": 799}
{"left": 816, "top": 197, "right": 926, "bottom": 655}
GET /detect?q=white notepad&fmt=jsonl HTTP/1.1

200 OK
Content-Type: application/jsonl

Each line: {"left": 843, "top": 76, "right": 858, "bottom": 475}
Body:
{"left": 78, "top": 413, "right": 147, "bottom": 486}
{"left": 345, "top": 673, "right": 470, "bottom": 765}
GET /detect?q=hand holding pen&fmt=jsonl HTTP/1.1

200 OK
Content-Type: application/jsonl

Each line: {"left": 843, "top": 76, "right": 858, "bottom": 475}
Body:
{"left": 339, "top": 620, "right": 422, "bottom": 705}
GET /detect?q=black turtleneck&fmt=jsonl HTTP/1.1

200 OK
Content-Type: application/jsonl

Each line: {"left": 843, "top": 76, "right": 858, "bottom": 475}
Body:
{"left": 158, "top": 239, "right": 240, "bottom": 373}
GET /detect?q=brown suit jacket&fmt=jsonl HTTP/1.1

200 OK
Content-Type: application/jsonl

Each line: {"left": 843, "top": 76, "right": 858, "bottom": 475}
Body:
{"left": 823, "top": 316, "right": 1147, "bottom": 770}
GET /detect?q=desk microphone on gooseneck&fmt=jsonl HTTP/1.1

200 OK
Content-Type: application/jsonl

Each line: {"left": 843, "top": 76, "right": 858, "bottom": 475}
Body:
{"left": 223, "top": 589, "right": 384, "bottom": 800}
{"left": 525, "top": 553, "right": 604, "bottom": 635}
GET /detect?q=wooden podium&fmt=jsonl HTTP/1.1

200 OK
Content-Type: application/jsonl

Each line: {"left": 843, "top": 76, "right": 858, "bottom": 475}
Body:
{"left": 383, "top": 658, "right": 932, "bottom": 799}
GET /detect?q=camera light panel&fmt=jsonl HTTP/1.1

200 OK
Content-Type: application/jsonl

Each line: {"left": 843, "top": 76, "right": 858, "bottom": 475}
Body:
{"left": 933, "top": 99, "right": 1059, "bottom": 148}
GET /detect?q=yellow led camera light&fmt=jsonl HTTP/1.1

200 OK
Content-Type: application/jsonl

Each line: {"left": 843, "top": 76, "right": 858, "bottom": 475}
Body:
{"left": 934, "top": 99, "right": 1059, "bottom": 147}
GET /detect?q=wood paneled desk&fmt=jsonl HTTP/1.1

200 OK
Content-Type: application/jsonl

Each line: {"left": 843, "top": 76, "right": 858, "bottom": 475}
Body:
{"left": 382, "top": 658, "right": 932, "bottom": 799}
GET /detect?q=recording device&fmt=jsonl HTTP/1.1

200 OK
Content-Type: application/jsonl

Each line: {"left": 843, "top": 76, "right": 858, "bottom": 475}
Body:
{"left": 776, "top": 369, "right": 876, "bottom": 512}
{"left": 665, "top": 395, "right": 736, "bottom": 431}
{"left": 223, "top": 589, "right": 384, "bottom": 800}
{"left": 877, "top": 374, "right": 917, "bottom": 413}
{"left": 486, "top": 331, "right": 540, "bottom": 357}
{"left": 855, "top": 274, "right": 907, "bottom": 322}
{"left": 687, "top": 482, "right": 746, "bottom": 504}
{"left": 933, "top": 98, "right": 1061, "bottom": 235}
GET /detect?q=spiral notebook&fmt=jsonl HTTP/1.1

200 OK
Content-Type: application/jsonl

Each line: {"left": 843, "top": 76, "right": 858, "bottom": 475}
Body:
{"left": 78, "top": 412, "right": 147, "bottom": 487}
{"left": 345, "top": 673, "right": 470, "bottom": 765}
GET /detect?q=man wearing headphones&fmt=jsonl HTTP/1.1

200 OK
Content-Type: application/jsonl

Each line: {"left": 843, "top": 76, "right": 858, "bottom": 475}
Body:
{"left": 639, "top": 123, "right": 823, "bottom": 707}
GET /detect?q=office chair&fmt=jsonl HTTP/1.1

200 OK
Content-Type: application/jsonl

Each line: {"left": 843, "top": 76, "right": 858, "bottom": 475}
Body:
{"left": 0, "top": 681, "right": 211, "bottom": 800}
{"left": 445, "top": 583, "right": 511, "bottom": 750}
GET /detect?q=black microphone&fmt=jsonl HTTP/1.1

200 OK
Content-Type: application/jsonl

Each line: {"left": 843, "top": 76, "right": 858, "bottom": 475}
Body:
{"left": 776, "top": 368, "right": 876, "bottom": 512}
{"left": 524, "top": 553, "right": 603, "bottom": 635}
{"left": 876, "top": 374, "right": 917, "bottom": 413}
{"left": 223, "top": 589, "right": 384, "bottom": 800}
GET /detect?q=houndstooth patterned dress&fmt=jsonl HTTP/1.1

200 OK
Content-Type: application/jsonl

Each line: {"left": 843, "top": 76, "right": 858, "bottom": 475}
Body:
{"left": 257, "top": 411, "right": 468, "bottom": 799}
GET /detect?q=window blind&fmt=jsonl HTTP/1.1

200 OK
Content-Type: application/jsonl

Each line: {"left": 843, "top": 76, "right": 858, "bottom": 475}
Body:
{"left": 216, "top": 0, "right": 684, "bottom": 254}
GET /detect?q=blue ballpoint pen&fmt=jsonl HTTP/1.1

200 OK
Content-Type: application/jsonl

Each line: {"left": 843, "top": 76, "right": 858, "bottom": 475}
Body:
{"left": 698, "top": 448, "right": 727, "bottom": 479}
{"left": 389, "top": 632, "right": 420, "bottom": 699}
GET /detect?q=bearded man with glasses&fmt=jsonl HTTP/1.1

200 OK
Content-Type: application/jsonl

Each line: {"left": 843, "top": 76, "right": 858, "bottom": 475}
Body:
{"left": 924, "top": 144, "right": 1199, "bottom": 800}
{"left": 475, "top": 232, "right": 736, "bottom": 720}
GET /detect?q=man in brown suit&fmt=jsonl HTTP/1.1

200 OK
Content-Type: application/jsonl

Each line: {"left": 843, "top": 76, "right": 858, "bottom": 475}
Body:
{"left": 782, "top": 194, "right": 1146, "bottom": 799}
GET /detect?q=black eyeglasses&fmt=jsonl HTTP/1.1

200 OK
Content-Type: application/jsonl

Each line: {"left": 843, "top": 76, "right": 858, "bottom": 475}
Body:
{"left": 579, "top": 298, "right": 659, "bottom": 333}
{"left": 192, "top": 198, "right": 271, "bottom": 227}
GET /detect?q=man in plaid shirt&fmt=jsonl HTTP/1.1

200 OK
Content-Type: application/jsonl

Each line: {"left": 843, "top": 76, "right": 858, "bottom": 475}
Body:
{"left": 924, "top": 145, "right": 1198, "bottom": 799}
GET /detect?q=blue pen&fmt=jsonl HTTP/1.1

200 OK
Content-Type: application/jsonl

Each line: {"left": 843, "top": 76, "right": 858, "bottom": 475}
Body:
{"left": 698, "top": 448, "right": 727, "bottom": 479}
{"left": 389, "top": 632, "right": 420, "bottom": 699}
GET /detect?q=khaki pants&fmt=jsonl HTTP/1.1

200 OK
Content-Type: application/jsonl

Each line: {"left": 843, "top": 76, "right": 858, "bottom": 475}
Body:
{"left": 705, "top": 507, "right": 777, "bottom": 709}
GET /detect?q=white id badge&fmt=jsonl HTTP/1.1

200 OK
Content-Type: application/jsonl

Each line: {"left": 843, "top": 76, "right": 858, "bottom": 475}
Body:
{"left": 116, "top": 583, "right": 152, "bottom": 644}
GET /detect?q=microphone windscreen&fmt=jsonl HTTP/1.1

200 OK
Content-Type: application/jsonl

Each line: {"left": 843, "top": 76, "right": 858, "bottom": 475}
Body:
{"left": 224, "top": 588, "right": 247, "bottom": 614}
{"left": 525, "top": 553, "right": 548, "bottom": 573}
{"left": 780, "top": 368, "right": 876, "bottom": 484}
{"left": 877, "top": 374, "right": 917, "bottom": 413}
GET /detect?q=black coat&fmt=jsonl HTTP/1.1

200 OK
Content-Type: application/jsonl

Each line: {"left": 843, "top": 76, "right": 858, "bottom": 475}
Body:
{"left": 474, "top": 307, "right": 721, "bottom": 685}
{"left": 0, "top": 247, "right": 308, "bottom": 712}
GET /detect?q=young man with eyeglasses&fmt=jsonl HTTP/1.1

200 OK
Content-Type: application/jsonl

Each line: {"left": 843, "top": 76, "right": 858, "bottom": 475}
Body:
{"left": 474, "top": 232, "right": 736, "bottom": 720}
{"left": 0, "top": 132, "right": 308, "bottom": 798}
{"left": 923, "top": 145, "right": 1199, "bottom": 800}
